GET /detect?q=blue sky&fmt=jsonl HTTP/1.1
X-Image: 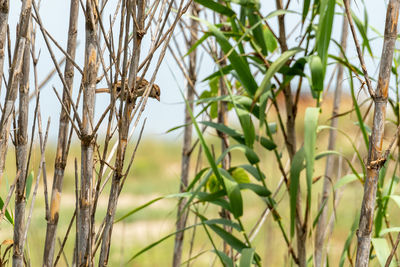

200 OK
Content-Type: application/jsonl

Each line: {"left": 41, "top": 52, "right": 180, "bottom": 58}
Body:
{"left": 6, "top": 1, "right": 387, "bottom": 143}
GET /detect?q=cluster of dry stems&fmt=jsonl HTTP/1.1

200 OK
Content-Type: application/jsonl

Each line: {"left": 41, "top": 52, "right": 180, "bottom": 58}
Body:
{"left": 1, "top": 0, "right": 400, "bottom": 266}
{"left": 0, "top": 0, "right": 191, "bottom": 266}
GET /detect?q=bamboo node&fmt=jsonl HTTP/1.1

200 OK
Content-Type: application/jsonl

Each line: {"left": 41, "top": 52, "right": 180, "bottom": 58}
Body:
{"left": 80, "top": 134, "right": 93, "bottom": 146}
{"left": 137, "top": 30, "right": 145, "bottom": 39}
{"left": 374, "top": 96, "right": 388, "bottom": 103}
{"left": 368, "top": 157, "right": 386, "bottom": 170}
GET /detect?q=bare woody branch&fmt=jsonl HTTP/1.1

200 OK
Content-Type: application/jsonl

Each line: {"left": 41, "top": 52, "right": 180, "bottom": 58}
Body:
{"left": 76, "top": 0, "right": 98, "bottom": 265}
{"left": 42, "top": 0, "right": 79, "bottom": 265}
{"left": 0, "top": 0, "right": 31, "bottom": 183}
{"left": 13, "top": 3, "right": 32, "bottom": 265}
{"left": 344, "top": 0, "right": 400, "bottom": 266}
{"left": 172, "top": 3, "right": 200, "bottom": 266}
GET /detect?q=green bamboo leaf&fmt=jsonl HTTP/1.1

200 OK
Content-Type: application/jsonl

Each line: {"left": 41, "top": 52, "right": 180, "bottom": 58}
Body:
{"left": 181, "top": 88, "right": 228, "bottom": 208}
{"left": 221, "top": 169, "right": 243, "bottom": 218}
{"left": 351, "top": 11, "right": 373, "bottom": 57}
{"left": 198, "top": 191, "right": 232, "bottom": 211}
{"left": 266, "top": 9, "right": 297, "bottom": 19}
{"left": 237, "top": 108, "right": 256, "bottom": 148}
{"left": 290, "top": 147, "right": 305, "bottom": 237}
{"left": 259, "top": 136, "right": 277, "bottom": 150}
{"left": 205, "top": 218, "right": 242, "bottom": 231}
{"left": 194, "top": 0, "right": 235, "bottom": 17}
{"left": 185, "top": 32, "right": 210, "bottom": 57}
{"left": 334, "top": 174, "right": 362, "bottom": 190}
{"left": 207, "top": 223, "right": 248, "bottom": 252}
{"left": 316, "top": 0, "right": 336, "bottom": 68}
{"left": 328, "top": 54, "right": 363, "bottom": 75}
{"left": 0, "top": 196, "right": 13, "bottom": 225}
{"left": 247, "top": 9, "right": 268, "bottom": 55}
{"left": 253, "top": 48, "right": 302, "bottom": 101}
{"left": 213, "top": 250, "right": 234, "bottom": 267}
{"left": 214, "top": 144, "right": 259, "bottom": 165}
{"left": 200, "top": 121, "right": 242, "bottom": 140}
{"left": 230, "top": 167, "right": 251, "bottom": 184}
{"left": 187, "top": 168, "right": 209, "bottom": 191}
{"left": 206, "top": 23, "right": 258, "bottom": 94}
{"left": 239, "top": 183, "right": 271, "bottom": 197}
{"left": 231, "top": 145, "right": 259, "bottom": 164}
{"left": 239, "top": 164, "right": 265, "bottom": 181}
{"left": 206, "top": 174, "right": 221, "bottom": 193}
{"left": 202, "top": 65, "right": 234, "bottom": 81}
{"left": 304, "top": 107, "right": 320, "bottom": 210}
{"left": 372, "top": 238, "right": 396, "bottom": 267}
{"left": 240, "top": 248, "right": 255, "bottom": 267}
{"left": 264, "top": 26, "right": 277, "bottom": 53}
{"left": 302, "top": 0, "right": 311, "bottom": 23}
{"left": 309, "top": 55, "right": 324, "bottom": 97}
{"left": 224, "top": 0, "right": 257, "bottom": 7}
{"left": 197, "top": 190, "right": 225, "bottom": 201}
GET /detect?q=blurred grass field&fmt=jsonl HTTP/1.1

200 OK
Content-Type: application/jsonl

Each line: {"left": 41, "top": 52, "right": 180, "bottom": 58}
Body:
{"left": 0, "top": 94, "right": 399, "bottom": 266}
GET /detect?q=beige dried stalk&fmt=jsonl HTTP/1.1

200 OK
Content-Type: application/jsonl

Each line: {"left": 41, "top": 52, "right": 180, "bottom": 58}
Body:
{"left": 0, "top": 0, "right": 9, "bottom": 182}
{"left": 342, "top": 0, "right": 400, "bottom": 266}
{"left": 172, "top": 3, "right": 200, "bottom": 266}
{"left": 98, "top": 0, "right": 192, "bottom": 264}
{"left": 42, "top": 0, "right": 79, "bottom": 265}
{"left": 98, "top": 0, "right": 139, "bottom": 264}
{"left": 76, "top": 0, "right": 99, "bottom": 265}
{"left": 0, "top": 0, "right": 29, "bottom": 183}
{"left": 13, "top": 7, "right": 31, "bottom": 267}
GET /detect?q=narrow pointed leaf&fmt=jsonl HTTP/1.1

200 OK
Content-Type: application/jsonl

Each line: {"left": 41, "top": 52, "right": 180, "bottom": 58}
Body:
{"left": 195, "top": 0, "right": 235, "bottom": 17}
{"left": 253, "top": 48, "right": 302, "bottom": 101}
{"left": 290, "top": 147, "right": 305, "bottom": 237}
{"left": 240, "top": 248, "right": 255, "bottom": 267}
{"left": 206, "top": 23, "right": 258, "bottom": 94}
{"left": 316, "top": 0, "right": 336, "bottom": 67}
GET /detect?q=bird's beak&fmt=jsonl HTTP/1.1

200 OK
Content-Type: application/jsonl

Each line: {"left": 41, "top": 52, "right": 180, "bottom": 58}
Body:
{"left": 155, "top": 95, "right": 160, "bottom": 102}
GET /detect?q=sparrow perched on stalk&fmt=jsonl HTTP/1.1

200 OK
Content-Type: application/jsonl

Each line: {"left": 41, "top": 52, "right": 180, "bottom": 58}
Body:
{"left": 95, "top": 77, "right": 161, "bottom": 102}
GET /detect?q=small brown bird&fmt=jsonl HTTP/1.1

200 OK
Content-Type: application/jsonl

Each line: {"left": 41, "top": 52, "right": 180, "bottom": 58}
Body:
{"left": 96, "top": 77, "right": 161, "bottom": 101}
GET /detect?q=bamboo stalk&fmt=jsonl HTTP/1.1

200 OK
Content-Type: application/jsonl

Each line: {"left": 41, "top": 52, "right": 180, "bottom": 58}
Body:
{"left": 343, "top": 0, "right": 400, "bottom": 265}
{"left": 0, "top": 0, "right": 31, "bottom": 183}
{"left": 77, "top": 0, "right": 98, "bottom": 265}
{"left": 13, "top": 9, "right": 31, "bottom": 267}
{"left": 98, "top": 0, "right": 136, "bottom": 264}
{"left": 0, "top": 0, "right": 9, "bottom": 93}
{"left": 172, "top": 4, "right": 199, "bottom": 266}
{"left": 313, "top": 14, "right": 348, "bottom": 267}
{"left": 42, "top": 0, "right": 79, "bottom": 265}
